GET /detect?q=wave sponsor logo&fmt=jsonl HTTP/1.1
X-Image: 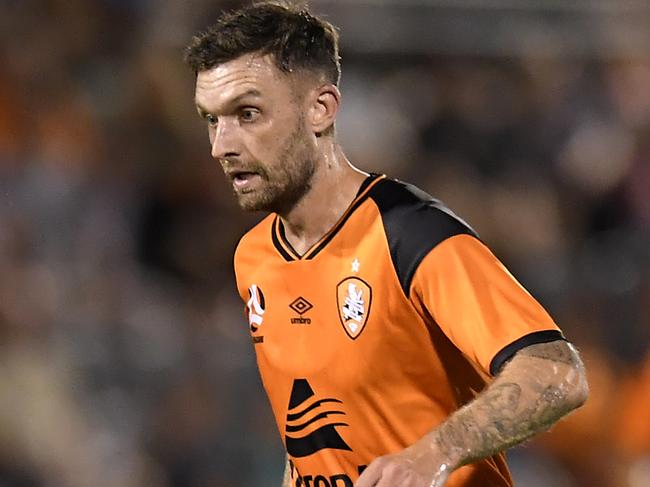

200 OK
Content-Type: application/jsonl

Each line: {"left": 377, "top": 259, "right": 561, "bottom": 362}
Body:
{"left": 289, "top": 297, "right": 313, "bottom": 324}
{"left": 285, "top": 379, "right": 351, "bottom": 458}
{"left": 289, "top": 460, "right": 367, "bottom": 487}
{"left": 246, "top": 284, "right": 265, "bottom": 343}
{"left": 336, "top": 277, "right": 372, "bottom": 339}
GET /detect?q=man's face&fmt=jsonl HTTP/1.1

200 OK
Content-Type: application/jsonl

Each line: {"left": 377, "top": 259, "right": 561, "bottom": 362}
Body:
{"left": 194, "top": 53, "right": 318, "bottom": 213}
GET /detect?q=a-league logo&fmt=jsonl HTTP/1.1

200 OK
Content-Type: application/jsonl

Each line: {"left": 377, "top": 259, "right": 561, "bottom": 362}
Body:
{"left": 246, "top": 284, "right": 265, "bottom": 332}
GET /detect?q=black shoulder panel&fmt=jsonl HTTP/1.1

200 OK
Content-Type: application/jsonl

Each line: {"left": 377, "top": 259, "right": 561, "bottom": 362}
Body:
{"left": 368, "top": 178, "right": 478, "bottom": 296}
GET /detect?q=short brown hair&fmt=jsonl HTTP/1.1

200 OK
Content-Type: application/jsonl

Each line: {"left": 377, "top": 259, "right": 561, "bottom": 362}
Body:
{"left": 184, "top": 2, "right": 341, "bottom": 85}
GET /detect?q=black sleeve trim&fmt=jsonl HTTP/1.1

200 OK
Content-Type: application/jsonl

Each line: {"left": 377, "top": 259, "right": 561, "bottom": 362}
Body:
{"left": 489, "top": 330, "right": 566, "bottom": 376}
{"left": 368, "top": 178, "right": 478, "bottom": 296}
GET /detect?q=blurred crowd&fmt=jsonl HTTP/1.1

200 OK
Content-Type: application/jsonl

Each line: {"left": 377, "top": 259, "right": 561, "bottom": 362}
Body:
{"left": 0, "top": 1, "right": 648, "bottom": 486}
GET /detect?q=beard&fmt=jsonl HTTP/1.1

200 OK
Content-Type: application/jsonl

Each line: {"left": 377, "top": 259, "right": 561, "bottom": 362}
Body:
{"left": 233, "top": 120, "right": 317, "bottom": 214}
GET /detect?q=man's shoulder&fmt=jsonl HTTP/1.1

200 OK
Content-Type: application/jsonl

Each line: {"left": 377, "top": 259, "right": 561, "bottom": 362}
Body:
{"left": 367, "top": 177, "right": 479, "bottom": 294}
{"left": 368, "top": 176, "right": 477, "bottom": 240}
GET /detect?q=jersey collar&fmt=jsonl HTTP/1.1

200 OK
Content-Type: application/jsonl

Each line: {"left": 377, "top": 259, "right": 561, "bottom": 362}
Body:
{"left": 271, "top": 174, "right": 386, "bottom": 262}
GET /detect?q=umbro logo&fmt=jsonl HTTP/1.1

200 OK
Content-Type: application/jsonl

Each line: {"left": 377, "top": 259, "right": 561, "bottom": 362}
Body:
{"left": 285, "top": 379, "right": 351, "bottom": 458}
{"left": 289, "top": 297, "right": 313, "bottom": 324}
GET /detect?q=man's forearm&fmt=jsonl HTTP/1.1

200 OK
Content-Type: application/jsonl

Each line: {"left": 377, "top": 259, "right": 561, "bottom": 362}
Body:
{"left": 424, "top": 340, "right": 589, "bottom": 470}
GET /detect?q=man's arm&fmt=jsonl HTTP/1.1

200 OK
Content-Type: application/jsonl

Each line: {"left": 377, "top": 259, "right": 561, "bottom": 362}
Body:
{"left": 355, "top": 340, "right": 589, "bottom": 487}
{"left": 281, "top": 455, "right": 292, "bottom": 487}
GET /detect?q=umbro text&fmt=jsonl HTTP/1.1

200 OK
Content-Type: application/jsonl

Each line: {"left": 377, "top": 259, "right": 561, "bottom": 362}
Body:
{"left": 291, "top": 317, "right": 312, "bottom": 324}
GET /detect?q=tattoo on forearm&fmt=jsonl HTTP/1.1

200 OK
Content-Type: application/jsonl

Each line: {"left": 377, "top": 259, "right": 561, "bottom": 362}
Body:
{"left": 433, "top": 341, "right": 586, "bottom": 467}
{"left": 532, "top": 385, "right": 566, "bottom": 424}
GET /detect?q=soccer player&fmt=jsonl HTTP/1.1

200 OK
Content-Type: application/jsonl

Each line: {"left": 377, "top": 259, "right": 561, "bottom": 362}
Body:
{"left": 184, "top": 3, "right": 588, "bottom": 486}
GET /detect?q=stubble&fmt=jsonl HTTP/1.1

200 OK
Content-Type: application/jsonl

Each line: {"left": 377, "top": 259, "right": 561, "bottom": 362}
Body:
{"left": 237, "top": 117, "right": 316, "bottom": 214}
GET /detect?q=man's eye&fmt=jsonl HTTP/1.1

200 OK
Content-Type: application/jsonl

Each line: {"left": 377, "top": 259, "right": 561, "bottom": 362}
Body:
{"left": 205, "top": 114, "right": 217, "bottom": 126}
{"left": 240, "top": 108, "right": 260, "bottom": 122}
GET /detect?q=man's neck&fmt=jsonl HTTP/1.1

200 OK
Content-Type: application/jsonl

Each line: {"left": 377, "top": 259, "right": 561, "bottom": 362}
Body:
{"left": 278, "top": 145, "right": 368, "bottom": 256}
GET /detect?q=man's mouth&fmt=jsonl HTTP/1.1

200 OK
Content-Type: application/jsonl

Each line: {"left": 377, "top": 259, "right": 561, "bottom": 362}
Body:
{"left": 230, "top": 170, "right": 262, "bottom": 190}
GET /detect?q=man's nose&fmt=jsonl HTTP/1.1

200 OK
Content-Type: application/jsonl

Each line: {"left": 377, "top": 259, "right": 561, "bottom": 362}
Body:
{"left": 210, "top": 119, "right": 240, "bottom": 160}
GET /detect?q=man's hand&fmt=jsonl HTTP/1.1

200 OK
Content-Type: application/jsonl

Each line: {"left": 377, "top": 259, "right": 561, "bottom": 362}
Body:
{"left": 355, "top": 439, "right": 454, "bottom": 487}
{"left": 355, "top": 340, "right": 588, "bottom": 487}
{"left": 281, "top": 456, "right": 292, "bottom": 487}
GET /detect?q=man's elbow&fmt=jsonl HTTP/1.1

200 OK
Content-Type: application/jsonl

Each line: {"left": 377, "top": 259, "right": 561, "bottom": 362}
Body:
{"left": 564, "top": 358, "right": 589, "bottom": 412}
{"left": 514, "top": 339, "right": 589, "bottom": 415}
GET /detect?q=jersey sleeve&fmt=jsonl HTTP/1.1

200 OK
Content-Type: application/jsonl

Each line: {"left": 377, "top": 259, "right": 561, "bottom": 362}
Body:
{"left": 410, "top": 234, "right": 564, "bottom": 375}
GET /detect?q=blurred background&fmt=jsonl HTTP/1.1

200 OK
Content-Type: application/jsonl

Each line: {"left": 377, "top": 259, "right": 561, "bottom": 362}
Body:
{"left": 0, "top": 0, "right": 649, "bottom": 486}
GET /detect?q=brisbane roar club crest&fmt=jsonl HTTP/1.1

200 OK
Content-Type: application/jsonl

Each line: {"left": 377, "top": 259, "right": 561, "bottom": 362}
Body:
{"left": 336, "top": 277, "right": 372, "bottom": 339}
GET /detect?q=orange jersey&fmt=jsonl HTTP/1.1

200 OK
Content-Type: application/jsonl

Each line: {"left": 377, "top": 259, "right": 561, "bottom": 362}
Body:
{"left": 234, "top": 174, "right": 563, "bottom": 487}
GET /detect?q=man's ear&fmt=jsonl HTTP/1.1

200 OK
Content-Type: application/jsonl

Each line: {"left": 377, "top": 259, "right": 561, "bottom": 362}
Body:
{"left": 307, "top": 84, "right": 340, "bottom": 136}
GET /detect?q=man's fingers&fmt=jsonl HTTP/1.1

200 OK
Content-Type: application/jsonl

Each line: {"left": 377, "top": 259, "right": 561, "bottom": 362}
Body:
{"left": 355, "top": 455, "right": 450, "bottom": 487}
{"left": 354, "top": 469, "right": 380, "bottom": 487}
{"left": 430, "top": 465, "right": 450, "bottom": 487}
{"left": 372, "top": 467, "right": 409, "bottom": 487}
{"left": 354, "top": 456, "right": 389, "bottom": 487}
